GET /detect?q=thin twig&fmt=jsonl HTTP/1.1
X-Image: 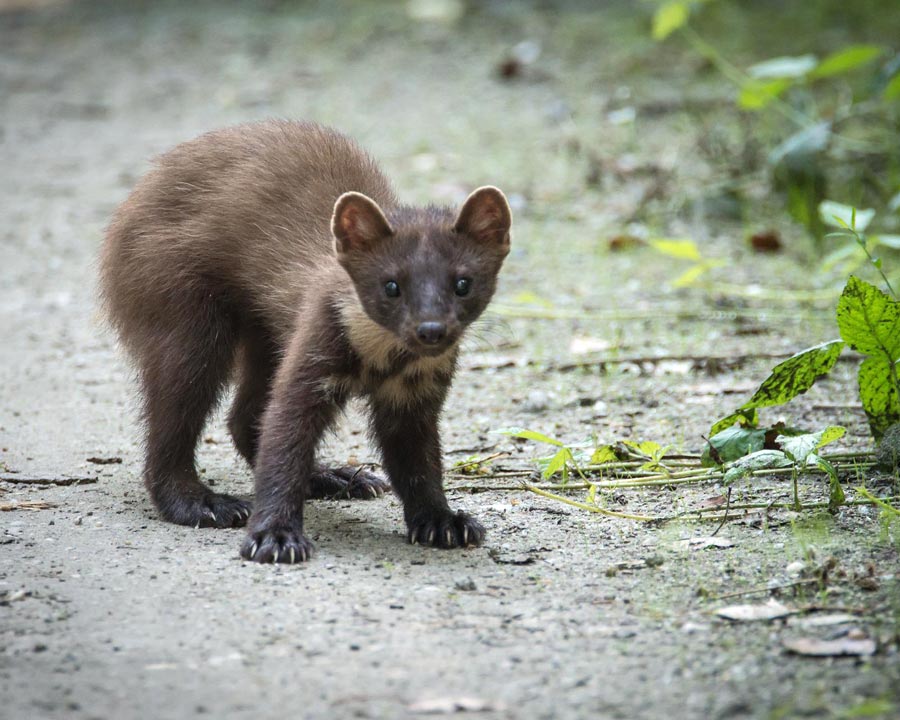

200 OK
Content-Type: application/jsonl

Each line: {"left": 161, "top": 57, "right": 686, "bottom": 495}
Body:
{"left": 0, "top": 474, "right": 98, "bottom": 486}
{"left": 712, "top": 487, "right": 732, "bottom": 536}
{"left": 706, "top": 578, "right": 820, "bottom": 602}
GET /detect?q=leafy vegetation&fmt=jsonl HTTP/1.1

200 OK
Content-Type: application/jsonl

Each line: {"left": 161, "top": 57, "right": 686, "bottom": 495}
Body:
{"left": 711, "top": 213, "right": 900, "bottom": 445}
{"left": 652, "top": 0, "right": 900, "bottom": 246}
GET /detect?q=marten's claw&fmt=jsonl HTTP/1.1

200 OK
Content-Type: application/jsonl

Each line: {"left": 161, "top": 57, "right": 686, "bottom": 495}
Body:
{"left": 161, "top": 491, "right": 252, "bottom": 529}
{"left": 406, "top": 509, "right": 485, "bottom": 549}
{"left": 240, "top": 525, "right": 314, "bottom": 563}
{"left": 309, "top": 465, "right": 390, "bottom": 500}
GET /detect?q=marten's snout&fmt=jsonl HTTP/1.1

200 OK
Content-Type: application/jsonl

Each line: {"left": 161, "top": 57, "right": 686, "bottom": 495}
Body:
{"left": 416, "top": 321, "right": 447, "bottom": 345}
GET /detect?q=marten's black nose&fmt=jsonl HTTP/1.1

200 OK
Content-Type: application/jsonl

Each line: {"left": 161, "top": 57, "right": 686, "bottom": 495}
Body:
{"left": 416, "top": 321, "right": 447, "bottom": 345}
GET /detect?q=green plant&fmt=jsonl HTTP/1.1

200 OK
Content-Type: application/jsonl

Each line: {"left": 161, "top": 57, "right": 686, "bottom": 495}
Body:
{"left": 652, "top": 0, "right": 900, "bottom": 244}
{"left": 495, "top": 427, "right": 588, "bottom": 482}
{"left": 711, "top": 210, "right": 900, "bottom": 445}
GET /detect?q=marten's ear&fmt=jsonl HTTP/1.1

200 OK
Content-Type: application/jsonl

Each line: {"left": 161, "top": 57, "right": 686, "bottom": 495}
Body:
{"left": 454, "top": 186, "right": 512, "bottom": 255}
{"left": 332, "top": 192, "right": 393, "bottom": 257}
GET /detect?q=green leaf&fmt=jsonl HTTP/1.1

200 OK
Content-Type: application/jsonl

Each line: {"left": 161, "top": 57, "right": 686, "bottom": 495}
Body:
{"left": 652, "top": 1, "right": 689, "bottom": 40}
{"left": 702, "top": 426, "right": 768, "bottom": 466}
{"left": 542, "top": 448, "right": 571, "bottom": 479}
{"left": 709, "top": 408, "right": 759, "bottom": 437}
{"left": 858, "top": 356, "right": 900, "bottom": 441}
{"left": 777, "top": 426, "right": 845, "bottom": 464}
{"left": 743, "top": 341, "right": 846, "bottom": 409}
{"left": 649, "top": 238, "right": 702, "bottom": 261}
{"left": 885, "top": 73, "right": 900, "bottom": 101}
{"left": 837, "top": 276, "right": 900, "bottom": 360}
{"left": 808, "top": 454, "right": 844, "bottom": 511}
{"left": 495, "top": 427, "right": 563, "bottom": 446}
{"left": 709, "top": 341, "right": 844, "bottom": 437}
{"left": 818, "top": 200, "right": 875, "bottom": 231}
{"left": 748, "top": 55, "right": 818, "bottom": 79}
{"left": 623, "top": 440, "right": 663, "bottom": 457}
{"left": 810, "top": 45, "right": 882, "bottom": 79}
{"left": 723, "top": 450, "right": 791, "bottom": 485}
{"left": 738, "top": 78, "right": 793, "bottom": 110}
{"left": 591, "top": 445, "right": 619, "bottom": 464}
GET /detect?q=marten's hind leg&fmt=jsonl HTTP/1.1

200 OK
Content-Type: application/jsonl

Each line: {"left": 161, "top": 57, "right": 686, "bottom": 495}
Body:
{"left": 308, "top": 465, "right": 390, "bottom": 499}
{"left": 138, "top": 290, "right": 251, "bottom": 528}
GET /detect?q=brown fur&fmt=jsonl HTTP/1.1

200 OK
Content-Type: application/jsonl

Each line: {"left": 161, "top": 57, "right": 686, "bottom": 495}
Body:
{"left": 100, "top": 120, "right": 511, "bottom": 563}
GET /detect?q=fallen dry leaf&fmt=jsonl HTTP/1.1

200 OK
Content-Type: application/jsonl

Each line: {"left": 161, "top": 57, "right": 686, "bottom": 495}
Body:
{"left": 715, "top": 599, "right": 793, "bottom": 622}
{"left": 749, "top": 230, "right": 782, "bottom": 253}
{"left": 783, "top": 636, "right": 876, "bottom": 657}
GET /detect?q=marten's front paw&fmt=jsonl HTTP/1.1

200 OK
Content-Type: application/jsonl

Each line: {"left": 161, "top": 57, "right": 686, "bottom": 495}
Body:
{"left": 407, "top": 510, "right": 485, "bottom": 549}
{"left": 158, "top": 491, "right": 252, "bottom": 529}
{"left": 240, "top": 525, "right": 314, "bottom": 564}
{"left": 309, "top": 465, "right": 391, "bottom": 500}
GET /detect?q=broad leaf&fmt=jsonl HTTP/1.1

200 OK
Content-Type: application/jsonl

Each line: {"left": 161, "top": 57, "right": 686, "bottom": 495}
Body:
{"left": 748, "top": 55, "right": 817, "bottom": 79}
{"left": 496, "top": 427, "right": 563, "bottom": 446}
{"left": 723, "top": 450, "right": 792, "bottom": 485}
{"left": 624, "top": 440, "right": 663, "bottom": 457}
{"left": 810, "top": 45, "right": 882, "bottom": 79}
{"left": 652, "top": 1, "right": 689, "bottom": 40}
{"left": 819, "top": 200, "right": 875, "bottom": 231}
{"left": 709, "top": 341, "right": 844, "bottom": 437}
{"left": 709, "top": 408, "right": 759, "bottom": 437}
{"left": 837, "top": 276, "right": 900, "bottom": 360}
{"left": 858, "top": 356, "right": 900, "bottom": 440}
{"left": 591, "top": 445, "right": 619, "bottom": 464}
{"left": 742, "top": 341, "right": 845, "bottom": 409}
{"left": 777, "top": 426, "right": 845, "bottom": 464}
{"left": 702, "top": 426, "right": 768, "bottom": 467}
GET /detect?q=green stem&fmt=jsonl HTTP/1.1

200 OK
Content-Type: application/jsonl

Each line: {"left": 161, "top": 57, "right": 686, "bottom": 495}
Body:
{"left": 523, "top": 483, "right": 664, "bottom": 521}
{"left": 852, "top": 229, "right": 898, "bottom": 300}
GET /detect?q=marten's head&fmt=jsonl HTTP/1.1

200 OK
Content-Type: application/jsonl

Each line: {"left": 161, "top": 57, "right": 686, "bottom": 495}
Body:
{"left": 332, "top": 186, "right": 511, "bottom": 358}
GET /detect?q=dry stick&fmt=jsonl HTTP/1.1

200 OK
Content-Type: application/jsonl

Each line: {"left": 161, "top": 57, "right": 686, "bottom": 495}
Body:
{"left": 0, "top": 474, "right": 97, "bottom": 486}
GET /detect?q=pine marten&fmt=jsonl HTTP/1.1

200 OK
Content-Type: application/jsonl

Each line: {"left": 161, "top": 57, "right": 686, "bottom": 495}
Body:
{"left": 100, "top": 120, "right": 511, "bottom": 564}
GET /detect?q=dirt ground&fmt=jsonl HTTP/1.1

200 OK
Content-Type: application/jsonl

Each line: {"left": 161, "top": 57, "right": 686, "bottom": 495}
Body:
{"left": 2, "top": 2, "right": 899, "bottom": 719}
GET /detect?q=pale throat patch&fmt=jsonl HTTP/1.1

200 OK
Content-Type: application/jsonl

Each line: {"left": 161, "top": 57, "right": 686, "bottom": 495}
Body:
{"left": 332, "top": 293, "right": 457, "bottom": 406}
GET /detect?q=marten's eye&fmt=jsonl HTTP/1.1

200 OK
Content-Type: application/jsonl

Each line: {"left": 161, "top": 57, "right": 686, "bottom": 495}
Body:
{"left": 454, "top": 277, "right": 472, "bottom": 297}
{"left": 384, "top": 280, "right": 401, "bottom": 298}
